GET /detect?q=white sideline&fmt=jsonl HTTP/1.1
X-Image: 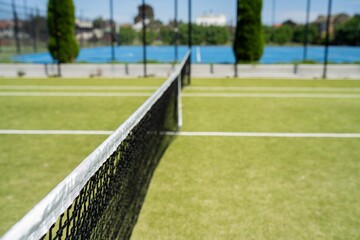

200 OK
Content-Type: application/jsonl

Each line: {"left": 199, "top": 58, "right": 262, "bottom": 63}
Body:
{"left": 2, "top": 85, "right": 360, "bottom": 92}
{"left": 164, "top": 131, "right": 360, "bottom": 138}
{"left": 1, "top": 92, "right": 360, "bottom": 99}
{"left": 0, "top": 130, "right": 113, "bottom": 135}
{"left": 1, "top": 130, "right": 360, "bottom": 138}
{"left": 0, "top": 85, "right": 158, "bottom": 90}
{"left": 0, "top": 92, "right": 152, "bottom": 97}
{"left": 187, "top": 86, "right": 360, "bottom": 92}
{"left": 182, "top": 93, "right": 360, "bottom": 98}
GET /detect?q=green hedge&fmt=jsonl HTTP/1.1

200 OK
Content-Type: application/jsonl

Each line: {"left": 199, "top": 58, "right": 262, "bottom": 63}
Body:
{"left": 47, "top": 0, "right": 79, "bottom": 63}
{"left": 233, "top": 0, "right": 264, "bottom": 63}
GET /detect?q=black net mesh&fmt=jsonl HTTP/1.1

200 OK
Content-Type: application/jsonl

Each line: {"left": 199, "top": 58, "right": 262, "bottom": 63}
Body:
{"left": 37, "top": 55, "right": 190, "bottom": 240}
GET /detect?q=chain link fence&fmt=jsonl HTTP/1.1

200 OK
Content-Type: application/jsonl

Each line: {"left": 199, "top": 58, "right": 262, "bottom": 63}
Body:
{"left": 0, "top": 1, "right": 49, "bottom": 62}
{"left": 0, "top": 0, "right": 118, "bottom": 63}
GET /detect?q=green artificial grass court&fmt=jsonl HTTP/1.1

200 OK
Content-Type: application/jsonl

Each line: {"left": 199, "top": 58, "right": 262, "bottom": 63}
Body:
{"left": 0, "top": 96, "right": 148, "bottom": 130}
{"left": 0, "top": 77, "right": 165, "bottom": 235}
{"left": 132, "top": 137, "right": 360, "bottom": 240}
{"left": 187, "top": 78, "right": 360, "bottom": 88}
{"left": 0, "top": 77, "right": 166, "bottom": 86}
{"left": 0, "top": 78, "right": 164, "bottom": 130}
{"left": 0, "top": 134, "right": 107, "bottom": 235}
{"left": 0, "top": 77, "right": 360, "bottom": 238}
{"left": 181, "top": 97, "right": 360, "bottom": 133}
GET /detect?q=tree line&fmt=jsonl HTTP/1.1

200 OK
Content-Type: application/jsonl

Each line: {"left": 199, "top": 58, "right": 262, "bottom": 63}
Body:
{"left": 117, "top": 14, "right": 359, "bottom": 47}
{"left": 45, "top": 0, "right": 358, "bottom": 64}
{"left": 118, "top": 23, "right": 230, "bottom": 46}
{"left": 264, "top": 14, "right": 360, "bottom": 46}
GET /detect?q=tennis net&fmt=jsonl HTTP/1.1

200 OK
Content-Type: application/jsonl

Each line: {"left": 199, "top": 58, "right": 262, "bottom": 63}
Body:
{"left": 2, "top": 50, "right": 191, "bottom": 240}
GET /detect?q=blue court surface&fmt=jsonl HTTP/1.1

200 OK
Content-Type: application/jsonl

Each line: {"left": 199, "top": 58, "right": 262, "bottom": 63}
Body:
{"left": 13, "top": 46, "right": 360, "bottom": 64}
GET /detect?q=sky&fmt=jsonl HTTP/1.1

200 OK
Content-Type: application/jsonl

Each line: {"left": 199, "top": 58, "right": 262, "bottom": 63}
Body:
{"left": 8, "top": 0, "right": 360, "bottom": 25}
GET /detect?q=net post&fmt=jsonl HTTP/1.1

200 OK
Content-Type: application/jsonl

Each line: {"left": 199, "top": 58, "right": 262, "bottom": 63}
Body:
{"left": 177, "top": 75, "right": 183, "bottom": 128}
{"left": 188, "top": 54, "right": 191, "bottom": 85}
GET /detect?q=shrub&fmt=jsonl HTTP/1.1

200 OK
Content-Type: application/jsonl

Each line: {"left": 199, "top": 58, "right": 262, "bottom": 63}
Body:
{"left": 233, "top": 0, "right": 264, "bottom": 63}
{"left": 47, "top": 0, "right": 79, "bottom": 63}
{"left": 272, "top": 25, "right": 293, "bottom": 45}
{"left": 120, "top": 27, "right": 136, "bottom": 45}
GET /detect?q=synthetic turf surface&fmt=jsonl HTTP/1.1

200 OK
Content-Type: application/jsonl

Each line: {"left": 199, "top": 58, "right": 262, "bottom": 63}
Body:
{"left": 0, "top": 77, "right": 359, "bottom": 239}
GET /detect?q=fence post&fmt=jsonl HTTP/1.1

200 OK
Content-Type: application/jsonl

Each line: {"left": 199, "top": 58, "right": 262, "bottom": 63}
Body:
{"left": 294, "top": 63, "right": 299, "bottom": 75}
{"left": 53, "top": 0, "right": 61, "bottom": 76}
{"left": 109, "top": 0, "right": 115, "bottom": 62}
{"left": 174, "top": 0, "right": 178, "bottom": 63}
{"left": 125, "top": 63, "right": 129, "bottom": 75}
{"left": 30, "top": 8, "right": 38, "bottom": 52}
{"left": 12, "top": 0, "right": 21, "bottom": 54}
{"left": 303, "top": 0, "right": 311, "bottom": 62}
{"left": 323, "top": 0, "right": 333, "bottom": 79}
{"left": 188, "top": 0, "right": 192, "bottom": 84}
{"left": 142, "top": 0, "right": 147, "bottom": 77}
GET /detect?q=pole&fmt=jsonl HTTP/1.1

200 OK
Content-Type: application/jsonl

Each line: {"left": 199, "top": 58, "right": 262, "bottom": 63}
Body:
{"left": 35, "top": 7, "right": 39, "bottom": 52}
{"left": 303, "top": 0, "right": 311, "bottom": 62}
{"left": 118, "top": 25, "right": 121, "bottom": 46}
{"left": 109, "top": 0, "right": 115, "bottom": 62}
{"left": 53, "top": 0, "right": 61, "bottom": 76}
{"left": 188, "top": 0, "right": 192, "bottom": 83}
{"left": 30, "top": 8, "right": 36, "bottom": 52}
{"left": 23, "top": 0, "right": 29, "bottom": 49}
{"left": 323, "top": 0, "right": 332, "bottom": 79}
{"left": 30, "top": 8, "right": 37, "bottom": 52}
{"left": 142, "top": 0, "right": 147, "bottom": 77}
{"left": 234, "top": 0, "right": 238, "bottom": 77}
{"left": 80, "top": 9, "right": 84, "bottom": 48}
{"left": 12, "top": 0, "right": 21, "bottom": 54}
{"left": 188, "top": 0, "right": 192, "bottom": 49}
{"left": 174, "top": 0, "right": 178, "bottom": 63}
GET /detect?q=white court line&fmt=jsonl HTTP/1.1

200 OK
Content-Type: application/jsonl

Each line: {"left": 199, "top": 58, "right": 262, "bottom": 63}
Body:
{"left": 165, "top": 131, "right": 360, "bottom": 138}
{"left": 1, "top": 130, "right": 360, "bottom": 138}
{"left": 1, "top": 85, "right": 359, "bottom": 92}
{"left": 0, "top": 85, "right": 158, "bottom": 90}
{"left": 1, "top": 92, "right": 360, "bottom": 98}
{"left": 187, "top": 86, "right": 360, "bottom": 92}
{"left": 182, "top": 93, "right": 360, "bottom": 99}
{"left": 0, "top": 130, "right": 113, "bottom": 135}
{"left": 0, "top": 92, "right": 152, "bottom": 97}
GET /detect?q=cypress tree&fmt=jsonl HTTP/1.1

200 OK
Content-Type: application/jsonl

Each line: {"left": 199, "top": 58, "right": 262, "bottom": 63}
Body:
{"left": 47, "top": 0, "right": 79, "bottom": 63}
{"left": 233, "top": 0, "right": 264, "bottom": 63}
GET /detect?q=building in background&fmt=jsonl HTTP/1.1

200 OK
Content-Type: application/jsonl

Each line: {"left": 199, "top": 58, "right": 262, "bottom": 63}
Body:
{"left": 0, "top": 20, "right": 15, "bottom": 38}
{"left": 196, "top": 13, "right": 227, "bottom": 26}
{"left": 75, "top": 18, "right": 94, "bottom": 41}
{"left": 313, "top": 15, "right": 335, "bottom": 36}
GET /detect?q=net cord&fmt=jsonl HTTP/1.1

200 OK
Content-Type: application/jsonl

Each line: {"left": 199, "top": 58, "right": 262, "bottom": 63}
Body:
{"left": 1, "top": 50, "right": 190, "bottom": 240}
